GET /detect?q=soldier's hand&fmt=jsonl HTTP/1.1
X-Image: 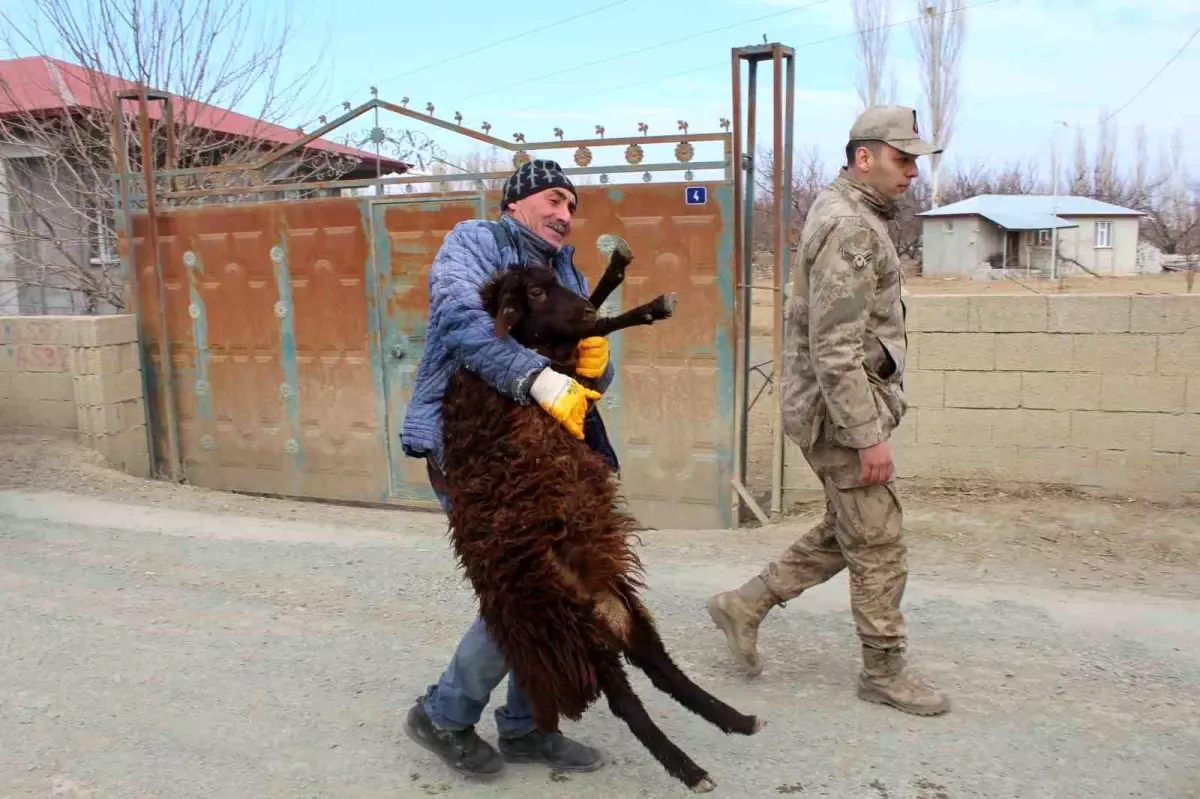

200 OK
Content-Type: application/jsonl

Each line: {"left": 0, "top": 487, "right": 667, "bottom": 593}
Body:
{"left": 859, "top": 441, "right": 894, "bottom": 485}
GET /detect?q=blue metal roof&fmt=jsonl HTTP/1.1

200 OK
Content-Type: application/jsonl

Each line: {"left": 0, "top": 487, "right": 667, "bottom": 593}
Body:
{"left": 977, "top": 210, "right": 1078, "bottom": 231}
{"left": 918, "top": 194, "right": 1143, "bottom": 231}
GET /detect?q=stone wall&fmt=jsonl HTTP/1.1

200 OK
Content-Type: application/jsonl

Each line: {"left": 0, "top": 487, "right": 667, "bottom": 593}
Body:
{"left": 0, "top": 314, "right": 150, "bottom": 477}
{"left": 783, "top": 294, "right": 1200, "bottom": 505}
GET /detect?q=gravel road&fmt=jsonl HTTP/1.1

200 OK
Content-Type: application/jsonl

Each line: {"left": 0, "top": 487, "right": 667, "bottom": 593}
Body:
{"left": 1, "top": 479, "right": 1197, "bottom": 799}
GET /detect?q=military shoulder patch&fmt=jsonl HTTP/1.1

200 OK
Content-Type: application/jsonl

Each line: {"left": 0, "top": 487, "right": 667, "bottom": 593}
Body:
{"left": 837, "top": 225, "right": 877, "bottom": 271}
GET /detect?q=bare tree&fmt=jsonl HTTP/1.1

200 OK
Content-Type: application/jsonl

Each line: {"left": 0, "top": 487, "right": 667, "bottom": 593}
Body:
{"left": 1132, "top": 124, "right": 1149, "bottom": 201}
{"left": 1070, "top": 126, "right": 1090, "bottom": 196}
{"left": 749, "top": 145, "right": 832, "bottom": 256}
{"left": 1058, "top": 113, "right": 1164, "bottom": 214}
{"left": 0, "top": 0, "right": 365, "bottom": 314}
{"left": 1093, "top": 110, "right": 1118, "bottom": 201}
{"left": 851, "top": 0, "right": 894, "bottom": 110}
{"left": 940, "top": 159, "right": 1038, "bottom": 202}
{"left": 911, "top": 0, "right": 965, "bottom": 208}
{"left": 1142, "top": 129, "right": 1199, "bottom": 259}
{"left": 1048, "top": 138, "right": 1061, "bottom": 195}
{"left": 425, "top": 146, "right": 512, "bottom": 193}
{"left": 886, "top": 173, "right": 930, "bottom": 261}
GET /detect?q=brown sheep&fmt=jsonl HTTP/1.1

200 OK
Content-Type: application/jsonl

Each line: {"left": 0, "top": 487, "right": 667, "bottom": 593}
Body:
{"left": 440, "top": 241, "right": 761, "bottom": 793}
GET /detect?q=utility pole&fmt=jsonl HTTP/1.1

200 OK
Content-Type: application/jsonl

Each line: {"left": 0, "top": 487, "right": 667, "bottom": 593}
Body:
{"left": 1049, "top": 120, "right": 1068, "bottom": 280}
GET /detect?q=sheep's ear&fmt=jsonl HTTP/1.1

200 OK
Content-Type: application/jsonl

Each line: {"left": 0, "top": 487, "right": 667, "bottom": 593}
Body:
{"left": 493, "top": 303, "right": 522, "bottom": 338}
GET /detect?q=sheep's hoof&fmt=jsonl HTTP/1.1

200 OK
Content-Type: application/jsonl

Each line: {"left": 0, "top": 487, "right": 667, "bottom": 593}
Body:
{"left": 597, "top": 233, "right": 633, "bottom": 267}
{"left": 691, "top": 777, "right": 717, "bottom": 793}
{"left": 651, "top": 293, "right": 678, "bottom": 319}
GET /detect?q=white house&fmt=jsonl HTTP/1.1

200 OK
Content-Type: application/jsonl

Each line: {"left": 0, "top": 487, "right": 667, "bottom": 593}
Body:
{"left": 918, "top": 195, "right": 1145, "bottom": 278}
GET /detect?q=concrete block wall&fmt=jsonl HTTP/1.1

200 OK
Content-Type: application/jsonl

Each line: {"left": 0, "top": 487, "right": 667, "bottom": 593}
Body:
{"left": 0, "top": 315, "right": 150, "bottom": 478}
{"left": 783, "top": 294, "right": 1200, "bottom": 505}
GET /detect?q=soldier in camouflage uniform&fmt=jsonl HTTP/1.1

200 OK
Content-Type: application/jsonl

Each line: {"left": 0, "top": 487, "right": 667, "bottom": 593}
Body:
{"left": 707, "top": 105, "right": 950, "bottom": 716}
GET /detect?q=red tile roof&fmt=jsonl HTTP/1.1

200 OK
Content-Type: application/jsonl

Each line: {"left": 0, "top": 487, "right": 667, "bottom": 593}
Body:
{"left": 0, "top": 56, "right": 408, "bottom": 173}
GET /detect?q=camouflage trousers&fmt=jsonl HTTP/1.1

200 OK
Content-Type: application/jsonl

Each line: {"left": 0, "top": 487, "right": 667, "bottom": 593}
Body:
{"left": 759, "top": 437, "right": 908, "bottom": 650}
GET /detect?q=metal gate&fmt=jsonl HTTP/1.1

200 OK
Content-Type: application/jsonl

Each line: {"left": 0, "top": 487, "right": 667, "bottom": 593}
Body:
{"left": 115, "top": 92, "right": 739, "bottom": 529}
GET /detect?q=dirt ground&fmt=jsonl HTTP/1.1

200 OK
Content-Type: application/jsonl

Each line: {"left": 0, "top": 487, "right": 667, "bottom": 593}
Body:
{"left": 1, "top": 430, "right": 1199, "bottom": 798}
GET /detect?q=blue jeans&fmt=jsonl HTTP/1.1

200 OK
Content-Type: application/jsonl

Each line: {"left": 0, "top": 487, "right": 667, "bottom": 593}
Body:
{"left": 420, "top": 486, "right": 537, "bottom": 738}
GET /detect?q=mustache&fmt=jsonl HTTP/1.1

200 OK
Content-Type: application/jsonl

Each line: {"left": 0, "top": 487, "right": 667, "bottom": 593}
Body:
{"left": 546, "top": 219, "right": 569, "bottom": 235}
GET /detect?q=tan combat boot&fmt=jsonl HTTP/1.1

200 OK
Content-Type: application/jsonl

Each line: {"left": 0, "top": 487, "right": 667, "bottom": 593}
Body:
{"left": 706, "top": 577, "right": 779, "bottom": 676}
{"left": 857, "top": 646, "right": 950, "bottom": 716}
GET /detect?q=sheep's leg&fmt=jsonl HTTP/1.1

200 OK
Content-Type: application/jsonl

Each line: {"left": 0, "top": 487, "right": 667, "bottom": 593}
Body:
{"left": 588, "top": 240, "right": 633, "bottom": 309}
{"left": 625, "top": 603, "right": 762, "bottom": 736}
{"left": 586, "top": 294, "right": 677, "bottom": 337}
{"left": 599, "top": 655, "right": 716, "bottom": 793}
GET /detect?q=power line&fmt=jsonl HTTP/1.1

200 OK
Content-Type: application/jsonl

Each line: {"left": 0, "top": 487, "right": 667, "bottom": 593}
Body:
{"left": 448, "top": 0, "right": 834, "bottom": 105}
{"left": 291, "top": 0, "right": 632, "bottom": 133}
{"left": 1070, "top": 23, "right": 1200, "bottom": 130}
{"left": 1028, "top": 21, "right": 1197, "bottom": 168}
{"left": 511, "top": 0, "right": 1002, "bottom": 116}
{"left": 375, "top": 0, "right": 633, "bottom": 87}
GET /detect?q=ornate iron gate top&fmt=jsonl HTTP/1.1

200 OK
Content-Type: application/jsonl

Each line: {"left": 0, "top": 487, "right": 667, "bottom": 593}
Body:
{"left": 111, "top": 91, "right": 733, "bottom": 206}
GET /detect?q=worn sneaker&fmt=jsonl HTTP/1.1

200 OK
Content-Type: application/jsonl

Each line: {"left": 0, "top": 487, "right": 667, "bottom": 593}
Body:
{"left": 498, "top": 729, "right": 605, "bottom": 773}
{"left": 404, "top": 698, "right": 505, "bottom": 778}
{"left": 857, "top": 646, "right": 950, "bottom": 717}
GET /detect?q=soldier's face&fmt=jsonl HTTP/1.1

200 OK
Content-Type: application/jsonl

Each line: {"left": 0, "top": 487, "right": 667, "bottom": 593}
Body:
{"left": 860, "top": 145, "right": 920, "bottom": 199}
{"left": 507, "top": 187, "right": 577, "bottom": 248}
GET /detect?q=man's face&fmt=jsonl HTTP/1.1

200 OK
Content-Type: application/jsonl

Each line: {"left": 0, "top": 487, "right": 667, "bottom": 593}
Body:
{"left": 507, "top": 187, "right": 577, "bottom": 248}
{"left": 856, "top": 143, "right": 921, "bottom": 199}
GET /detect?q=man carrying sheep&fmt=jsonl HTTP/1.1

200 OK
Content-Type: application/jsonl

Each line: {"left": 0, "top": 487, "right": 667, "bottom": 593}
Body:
{"left": 399, "top": 159, "right": 610, "bottom": 778}
{"left": 706, "top": 106, "right": 951, "bottom": 717}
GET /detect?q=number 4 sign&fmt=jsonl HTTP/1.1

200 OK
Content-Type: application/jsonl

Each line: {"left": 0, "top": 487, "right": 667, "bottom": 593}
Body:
{"left": 684, "top": 186, "right": 707, "bottom": 205}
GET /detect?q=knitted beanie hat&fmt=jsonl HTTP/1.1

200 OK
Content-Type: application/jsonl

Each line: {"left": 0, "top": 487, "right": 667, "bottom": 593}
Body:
{"left": 500, "top": 159, "right": 578, "bottom": 210}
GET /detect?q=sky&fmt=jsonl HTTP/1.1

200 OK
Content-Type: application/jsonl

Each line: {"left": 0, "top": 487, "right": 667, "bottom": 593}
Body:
{"left": 291, "top": 0, "right": 1199, "bottom": 184}
{"left": 10, "top": 0, "right": 1200, "bottom": 184}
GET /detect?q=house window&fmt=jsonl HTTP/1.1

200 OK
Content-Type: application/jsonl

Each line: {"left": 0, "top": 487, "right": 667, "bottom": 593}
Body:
{"left": 1035, "top": 230, "right": 1052, "bottom": 247}
{"left": 945, "top": 220, "right": 954, "bottom": 233}
{"left": 82, "top": 200, "right": 120, "bottom": 269}
{"left": 1094, "top": 221, "right": 1112, "bottom": 248}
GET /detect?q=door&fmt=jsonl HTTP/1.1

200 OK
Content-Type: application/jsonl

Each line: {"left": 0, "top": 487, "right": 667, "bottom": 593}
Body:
{"left": 568, "top": 182, "right": 737, "bottom": 530}
{"left": 371, "top": 195, "right": 485, "bottom": 505}
{"left": 138, "top": 197, "right": 394, "bottom": 503}
{"left": 1006, "top": 230, "right": 1021, "bottom": 267}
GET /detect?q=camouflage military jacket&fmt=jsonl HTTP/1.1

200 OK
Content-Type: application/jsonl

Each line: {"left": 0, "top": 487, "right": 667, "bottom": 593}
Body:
{"left": 779, "top": 169, "right": 908, "bottom": 457}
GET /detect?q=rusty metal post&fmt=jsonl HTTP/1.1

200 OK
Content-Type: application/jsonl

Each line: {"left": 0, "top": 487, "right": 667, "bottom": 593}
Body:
{"left": 775, "top": 49, "right": 796, "bottom": 515}
{"left": 741, "top": 60, "right": 758, "bottom": 493}
{"left": 110, "top": 93, "right": 157, "bottom": 480}
{"left": 768, "top": 45, "right": 798, "bottom": 515}
{"left": 770, "top": 47, "right": 786, "bottom": 515}
{"left": 734, "top": 52, "right": 761, "bottom": 519}
{"left": 730, "top": 50, "right": 745, "bottom": 521}
{"left": 730, "top": 45, "right": 772, "bottom": 527}
{"left": 783, "top": 52, "right": 796, "bottom": 293}
{"left": 164, "top": 96, "right": 178, "bottom": 192}
{"left": 137, "top": 87, "right": 183, "bottom": 483}
{"left": 729, "top": 43, "right": 797, "bottom": 525}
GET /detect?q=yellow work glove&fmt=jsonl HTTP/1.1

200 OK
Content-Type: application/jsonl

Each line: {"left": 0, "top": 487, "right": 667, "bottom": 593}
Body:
{"left": 575, "top": 336, "right": 610, "bottom": 380}
{"left": 529, "top": 368, "right": 602, "bottom": 440}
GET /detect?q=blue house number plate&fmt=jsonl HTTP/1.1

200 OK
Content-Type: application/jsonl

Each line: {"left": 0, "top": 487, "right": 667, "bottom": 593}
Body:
{"left": 685, "top": 186, "right": 707, "bottom": 205}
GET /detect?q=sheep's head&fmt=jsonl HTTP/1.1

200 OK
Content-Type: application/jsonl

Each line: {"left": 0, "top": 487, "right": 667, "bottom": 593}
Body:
{"left": 481, "top": 266, "right": 596, "bottom": 348}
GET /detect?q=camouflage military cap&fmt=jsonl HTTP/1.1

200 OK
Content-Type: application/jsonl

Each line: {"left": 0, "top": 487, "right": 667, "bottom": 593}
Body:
{"left": 849, "top": 105, "right": 942, "bottom": 157}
